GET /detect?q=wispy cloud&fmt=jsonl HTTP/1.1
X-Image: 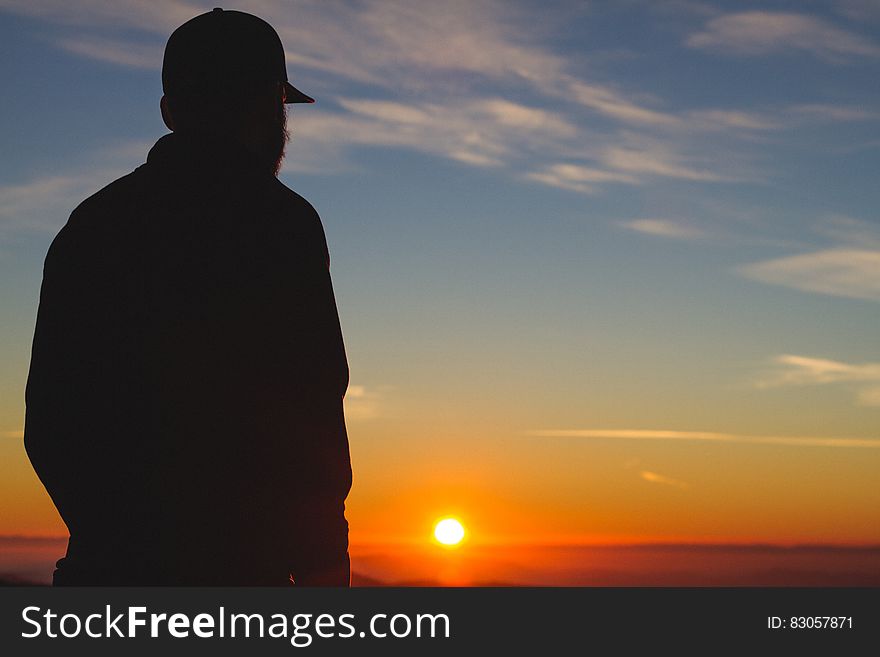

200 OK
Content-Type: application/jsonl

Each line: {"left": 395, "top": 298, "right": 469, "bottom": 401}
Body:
{"left": 0, "top": 0, "right": 774, "bottom": 194}
{"left": 0, "top": 172, "right": 111, "bottom": 234}
{"left": 740, "top": 248, "right": 880, "bottom": 302}
{"left": 686, "top": 11, "right": 880, "bottom": 61}
{"left": 1, "top": 0, "right": 570, "bottom": 91}
{"left": 56, "top": 37, "right": 160, "bottom": 69}
{"left": 0, "top": 0, "right": 195, "bottom": 32}
{"left": 289, "top": 96, "right": 578, "bottom": 173}
{"left": 601, "top": 144, "right": 725, "bottom": 182}
{"left": 0, "top": 0, "right": 874, "bottom": 207}
{"left": 343, "top": 384, "right": 391, "bottom": 421}
{"left": 0, "top": 141, "right": 149, "bottom": 237}
{"left": 520, "top": 133, "right": 746, "bottom": 195}
{"left": 640, "top": 470, "right": 689, "bottom": 489}
{"left": 528, "top": 429, "right": 880, "bottom": 448}
{"left": 523, "top": 164, "right": 637, "bottom": 195}
{"left": 757, "top": 354, "right": 880, "bottom": 408}
{"left": 685, "top": 109, "right": 779, "bottom": 131}
{"left": 621, "top": 218, "right": 704, "bottom": 240}
{"left": 566, "top": 81, "right": 679, "bottom": 127}
{"left": 787, "top": 104, "right": 880, "bottom": 123}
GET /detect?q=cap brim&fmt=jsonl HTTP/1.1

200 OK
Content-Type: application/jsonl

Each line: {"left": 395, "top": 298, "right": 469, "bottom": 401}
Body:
{"left": 284, "top": 81, "right": 314, "bottom": 104}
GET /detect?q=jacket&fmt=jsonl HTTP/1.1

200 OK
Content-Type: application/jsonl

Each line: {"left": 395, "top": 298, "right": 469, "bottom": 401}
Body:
{"left": 24, "top": 131, "right": 352, "bottom": 585}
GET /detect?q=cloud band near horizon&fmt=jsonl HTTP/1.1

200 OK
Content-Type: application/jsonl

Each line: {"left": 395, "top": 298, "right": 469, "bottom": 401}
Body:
{"left": 528, "top": 429, "right": 880, "bottom": 449}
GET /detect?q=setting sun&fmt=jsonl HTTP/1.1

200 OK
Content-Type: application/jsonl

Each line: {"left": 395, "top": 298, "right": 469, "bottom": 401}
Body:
{"left": 433, "top": 518, "right": 466, "bottom": 546}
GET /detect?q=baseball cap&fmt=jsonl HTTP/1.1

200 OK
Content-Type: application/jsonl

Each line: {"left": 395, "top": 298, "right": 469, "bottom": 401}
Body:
{"left": 162, "top": 7, "right": 314, "bottom": 104}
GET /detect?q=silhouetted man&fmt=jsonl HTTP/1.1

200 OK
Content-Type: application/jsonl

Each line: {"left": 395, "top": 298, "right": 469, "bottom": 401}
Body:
{"left": 24, "top": 8, "right": 352, "bottom": 586}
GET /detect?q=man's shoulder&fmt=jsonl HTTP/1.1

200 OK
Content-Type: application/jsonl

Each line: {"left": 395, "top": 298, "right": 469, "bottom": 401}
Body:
{"left": 46, "top": 167, "right": 148, "bottom": 267}
{"left": 267, "top": 177, "right": 329, "bottom": 242}
{"left": 266, "top": 178, "right": 331, "bottom": 265}
{"left": 269, "top": 177, "right": 320, "bottom": 221}
{"left": 66, "top": 167, "right": 147, "bottom": 231}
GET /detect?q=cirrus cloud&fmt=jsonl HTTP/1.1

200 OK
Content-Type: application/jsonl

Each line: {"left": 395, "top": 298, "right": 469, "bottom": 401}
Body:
{"left": 740, "top": 249, "right": 880, "bottom": 302}
{"left": 687, "top": 11, "right": 880, "bottom": 61}
{"left": 640, "top": 470, "right": 690, "bottom": 490}
{"left": 756, "top": 354, "right": 880, "bottom": 408}
{"left": 621, "top": 218, "right": 705, "bottom": 240}
{"left": 528, "top": 428, "right": 880, "bottom": 448}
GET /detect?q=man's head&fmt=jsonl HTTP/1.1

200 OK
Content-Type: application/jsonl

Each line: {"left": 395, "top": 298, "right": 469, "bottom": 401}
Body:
{"left": 160, "top": 8, "right": 313, "bottom": 176}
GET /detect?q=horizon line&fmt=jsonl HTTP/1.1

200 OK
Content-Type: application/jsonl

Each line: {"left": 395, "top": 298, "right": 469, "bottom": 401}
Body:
{"left": 6, "top": 534, "right": 880, "bottom": 551}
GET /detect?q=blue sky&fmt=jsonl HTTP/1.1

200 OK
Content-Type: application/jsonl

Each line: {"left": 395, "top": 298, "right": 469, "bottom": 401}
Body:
{"left": 1, "top": 1, "right": 879, "bottom": 543}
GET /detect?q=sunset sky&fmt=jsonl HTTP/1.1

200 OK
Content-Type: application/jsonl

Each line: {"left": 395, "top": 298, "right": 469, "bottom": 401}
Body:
{"left": 1, "top": 0, "right": 879, "bottom": 581}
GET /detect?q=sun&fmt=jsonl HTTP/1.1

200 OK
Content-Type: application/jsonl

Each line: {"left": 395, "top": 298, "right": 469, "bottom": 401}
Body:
{"left": 433, "top": 517, "right": 466, "bottom": 546}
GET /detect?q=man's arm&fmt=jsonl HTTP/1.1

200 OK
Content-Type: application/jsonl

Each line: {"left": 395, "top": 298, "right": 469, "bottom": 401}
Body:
{"left": 24, "top": 216, "right": 128, "bottom": 534}
{"left": 262, "top": 198, "right": 352, "bottom": 586}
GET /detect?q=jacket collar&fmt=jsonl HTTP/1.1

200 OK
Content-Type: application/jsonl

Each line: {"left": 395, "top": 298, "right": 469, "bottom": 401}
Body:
{"left": 146, "top": 131, "right": 270, "bottom": 179}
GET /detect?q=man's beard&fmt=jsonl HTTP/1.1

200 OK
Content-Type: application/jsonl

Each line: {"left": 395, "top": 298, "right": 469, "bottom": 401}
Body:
{"left": 247, "top": 99, "right": 290, "bottom": 176}
{"left": 265, "top": 101, "right": 289, "bottom": 177}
